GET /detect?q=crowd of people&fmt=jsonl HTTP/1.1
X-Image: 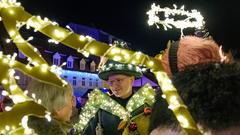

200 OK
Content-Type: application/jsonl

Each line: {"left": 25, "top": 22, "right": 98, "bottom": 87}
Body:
{"left": 1, "top": 35, "right": 240, "bottom": 135}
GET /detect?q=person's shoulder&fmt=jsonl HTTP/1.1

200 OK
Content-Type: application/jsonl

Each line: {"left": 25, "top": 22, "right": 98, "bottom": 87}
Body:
{"left": 27, "top": 115, "right": 67, "bottom": 135}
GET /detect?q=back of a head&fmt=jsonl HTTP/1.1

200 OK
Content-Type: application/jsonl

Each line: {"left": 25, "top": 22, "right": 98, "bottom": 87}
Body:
{"left": 161, "top": 36, "right": 222, "bottom": 78}
{"left": 173, "top": 62, "right": 240, "bottom": 134}
{"left": 27, "top": 79, "right": 73, "bottom": 113}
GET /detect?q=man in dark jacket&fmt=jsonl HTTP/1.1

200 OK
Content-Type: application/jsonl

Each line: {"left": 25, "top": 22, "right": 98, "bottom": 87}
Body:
{"left": 74, "top": 60, "right": 156, "bottom": 135}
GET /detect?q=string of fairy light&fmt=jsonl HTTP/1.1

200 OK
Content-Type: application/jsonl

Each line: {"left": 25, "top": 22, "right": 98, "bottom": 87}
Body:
{"left": 0, "top": 0, "right": 202, "bottom": 134}
{"left": 147, "top": 3, "right": 205, "bottom": 37}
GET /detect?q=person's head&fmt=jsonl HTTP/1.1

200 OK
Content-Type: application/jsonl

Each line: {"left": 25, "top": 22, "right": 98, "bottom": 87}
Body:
{"left": 27, "top": 79, "right": 74, "bottom": 122}
{"left": 149, "top": 90, "right": 185, "bottom": 135}
{"left": 161, "top": 36, "right": 230, "bottom": 78}
{"left": 107, "top": 74, "right": 135, "bottom": 99}
{"left": 98, "top": 60, "right": 142, "bottom": 99}
{"left": 173, "top": 62, "right": 240, "bottom": 134}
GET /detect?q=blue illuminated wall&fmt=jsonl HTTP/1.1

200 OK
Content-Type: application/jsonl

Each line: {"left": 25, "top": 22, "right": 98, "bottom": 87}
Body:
{"left": 61, "top": 70, "right": 102, "bottom": 88}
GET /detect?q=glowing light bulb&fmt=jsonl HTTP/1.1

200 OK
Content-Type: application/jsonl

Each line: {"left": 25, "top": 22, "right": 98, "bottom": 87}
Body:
{"left": 2, "top": 79, "right": 8, "bottom": 84}
{"left": 0, "top": 130, "right": 5, "bottom": 134}
{"left": 31, "top": 93, "right": 36, "bottom": 99}
{"left": 5, "top": 106, "right": 12, "bottom": 111}
{"left": 33, "top": 48, "right": 38, "bottom": 52}
{"left": 9, "top": 30, "right": 16, "bottom": 37}
{"left": 3, "top": 58, "right": 9, "bottom": 63}
{"left": 131, "top": 61, "right": 136, "bottom": 64}
{"left": 54, "top": 29, "right": 65, "bottom": 38}
{"left": 124, "top": 54, "right": 130, "bottom": 59}
{"left": 45, "top": 112, "right": 52, "bottom": 122}
{"left": 24, "top": 90, "right": 28, "bottom": 95}
{"left": 15, "top": 76, "right": 20, "bottom": 80}
{"left": 37, "top": 99, "right": 42, "bottom": 104}
{"left": 177, "top": 115, "right": 189, "bottom": 128}
{"left": 113, "top": 56, "right": 122, "bottom": 61}
{"left": 111, "top": 48, "right": 120, "bottom": 54}
{"left": 89, "top": 48, "right": 95, "bottom": 54}
{"left": 27, "top": 36, "right": 34, "bottom": 41}
{"left": 21, "top": 116, "right": 33, "bottom": 134}
{"left": 5, "top": 125, "right": 10, "bottom": 131}
{"left": 148, "top": 61, "right": 154, "bottom": 66}
{"left": 26, "top": 64, "right": 32, "bottom": 70}
{"left": 32, "top": 61, "right": 39, "bottom": 67}
{"left": 41, "top": 64, "right": 48, "bottom": 72}
{"left": 82, "top": 51, "right": 90, "bottom": 57}
{"left": 136, "top": 52, "right": 141, "bottom": 59}
{"left": 9, "top": 60, "right": 15, "bottom": 66}
{"left": 6, "top": 38, "right": 11, "bottom": 43}
{"left": 79, "top": 35, "right": 86, "bottom": 41}
{"left": 9, "top": 9, "right": 14, "bottom": 15}
{"left": 2, "top": 90, "right": 9, "bottom": 96}
{"left": 9, "top": 85, "right": 17, "bottom": 91}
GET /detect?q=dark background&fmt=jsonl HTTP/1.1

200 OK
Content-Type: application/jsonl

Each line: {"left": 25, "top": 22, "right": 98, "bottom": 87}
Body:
{"left": 20, "top": 0, "right": 239, "bottom": 56}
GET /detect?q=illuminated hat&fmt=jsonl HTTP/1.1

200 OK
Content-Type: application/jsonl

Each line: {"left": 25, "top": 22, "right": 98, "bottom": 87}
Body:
{"left": 98, "top": 41, "right": 142, "bottom": 80}
{"left": 98, "top": 60, "right": 143, "bottom": 81}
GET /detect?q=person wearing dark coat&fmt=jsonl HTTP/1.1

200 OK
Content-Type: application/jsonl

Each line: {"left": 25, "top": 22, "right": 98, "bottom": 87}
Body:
{"left": 74, "top": 60, "right": 156, "bottom": 135}
{"left": 149, "top": 62, "right": 240, "bottom": 135}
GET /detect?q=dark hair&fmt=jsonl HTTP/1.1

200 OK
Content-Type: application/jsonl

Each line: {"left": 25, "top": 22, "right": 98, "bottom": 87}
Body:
{"left": 149, "top": 90, "right": 180, "bottom": 133}
{"left": 173, "top": 62, "right": 240, "bottom": 130}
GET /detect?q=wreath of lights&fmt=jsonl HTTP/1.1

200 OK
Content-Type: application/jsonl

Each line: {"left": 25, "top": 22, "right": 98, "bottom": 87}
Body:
{"left": 0, "top": 0, "right": 202, "bottom": 134}
{"left": 147, "top": 3, "right": 205, "bottom": 37}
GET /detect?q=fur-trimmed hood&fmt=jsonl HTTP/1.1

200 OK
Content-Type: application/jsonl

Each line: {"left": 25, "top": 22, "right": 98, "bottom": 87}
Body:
{"left": 27, "top": 115, "right": 73, "bottom": 135}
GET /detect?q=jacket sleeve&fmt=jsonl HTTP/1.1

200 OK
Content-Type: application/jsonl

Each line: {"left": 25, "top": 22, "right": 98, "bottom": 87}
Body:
{"left": 82, "top": 112, "right": 98, "bottom": 135}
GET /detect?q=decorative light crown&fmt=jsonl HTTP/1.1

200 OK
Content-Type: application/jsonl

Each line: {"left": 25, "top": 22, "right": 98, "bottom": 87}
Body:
{"left": 147, "top": 3, "right": 205, "bottom": 37}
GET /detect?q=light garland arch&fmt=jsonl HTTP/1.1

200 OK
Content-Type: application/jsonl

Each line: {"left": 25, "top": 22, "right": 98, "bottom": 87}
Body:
{"left": 0, "top": 0, "right": 202, "bottom": 134}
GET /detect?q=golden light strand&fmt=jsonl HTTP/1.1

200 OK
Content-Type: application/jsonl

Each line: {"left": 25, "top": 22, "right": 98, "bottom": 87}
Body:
{"left": 0, "top": 0, "right": 202, "bottom": 134}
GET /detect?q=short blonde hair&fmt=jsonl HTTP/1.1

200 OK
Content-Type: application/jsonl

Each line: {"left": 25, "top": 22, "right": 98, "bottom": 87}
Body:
{"left": 27, "top": 79, "right": 73, "bottom": 113}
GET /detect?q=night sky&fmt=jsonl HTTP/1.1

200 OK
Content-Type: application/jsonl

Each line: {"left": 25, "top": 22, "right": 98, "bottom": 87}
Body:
{"left": 20, "top": 0, "right": 239, "bottom": 56}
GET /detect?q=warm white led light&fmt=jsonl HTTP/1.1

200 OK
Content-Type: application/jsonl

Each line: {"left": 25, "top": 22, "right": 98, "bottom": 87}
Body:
{"left": 147, "top": 3, "right": 205, "bottom": 36}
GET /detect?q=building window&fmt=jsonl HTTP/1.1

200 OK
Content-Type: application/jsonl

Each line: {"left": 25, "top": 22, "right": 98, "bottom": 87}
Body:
{"left": 80, "top": 59, "right": 86, "bottom": 70}
{"left": 53, "top": 52, "right": 61, "bottom": 65}
{"left": 67, "top": 61, "right": 72, "bottom": 68}
{"left": 96, "top": 79, "right": 99, "bottom": 87}
{"left": 82, "top": 78, "right": 85, "bottom": 86}
{"left": 73, "top": 77, "right": 77, "bottom": 86}
{"left": 90, "top": 61, "right": 96, "bottom": 72}
{"left": 53, "top": 58, "right": 59, "bottom": 65}
{"left": 67, "top": 56, "right": 74, "bottom": 68}
{"left": 89, "top": 78, "right": 92, "bottom": 87}
{"left": 64, "top": 76, "right": 68, "bottom": 79}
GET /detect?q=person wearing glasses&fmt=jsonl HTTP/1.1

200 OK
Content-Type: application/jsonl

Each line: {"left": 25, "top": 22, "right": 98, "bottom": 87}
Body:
{"left": 74, "top": 57, "right": 156, "bottom": 135}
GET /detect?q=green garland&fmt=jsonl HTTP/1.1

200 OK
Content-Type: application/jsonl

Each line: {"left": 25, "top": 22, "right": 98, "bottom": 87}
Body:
{"left": 74, "top": 83, "right": 155, "bottom": 133}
